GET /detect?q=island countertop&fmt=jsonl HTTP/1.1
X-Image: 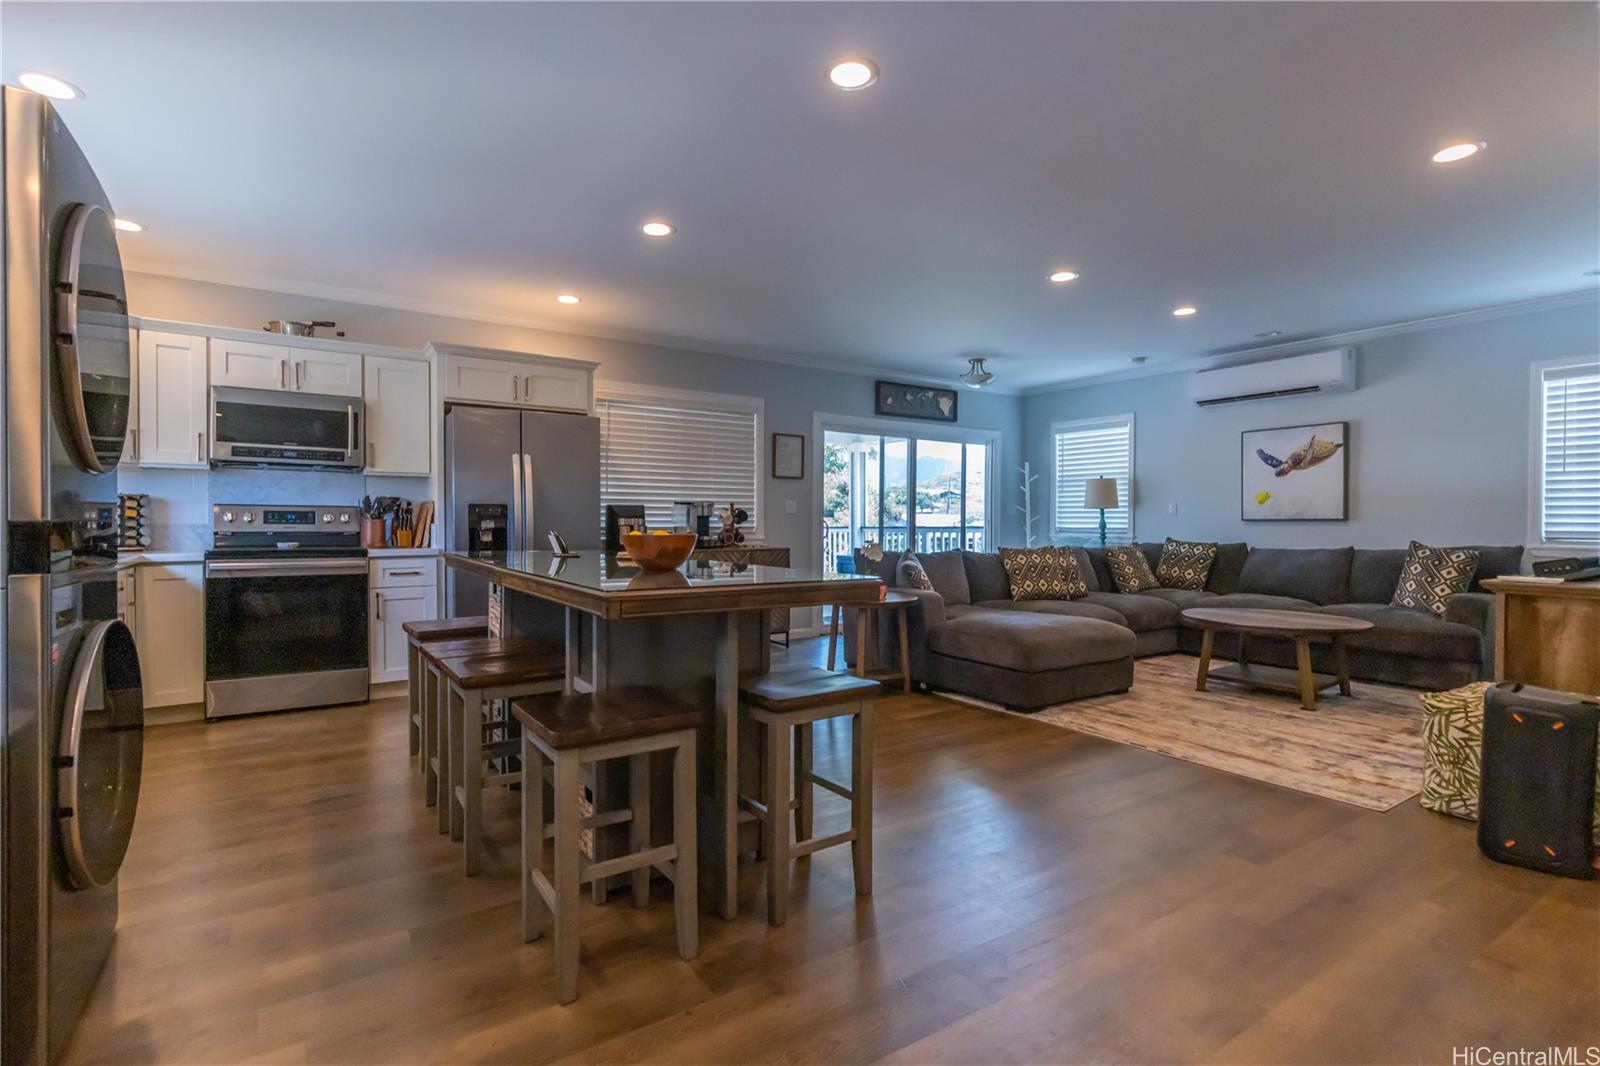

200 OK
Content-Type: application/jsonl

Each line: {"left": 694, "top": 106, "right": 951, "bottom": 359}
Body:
{"left": 444, "top": 550, "right": 882, "bottom": 619}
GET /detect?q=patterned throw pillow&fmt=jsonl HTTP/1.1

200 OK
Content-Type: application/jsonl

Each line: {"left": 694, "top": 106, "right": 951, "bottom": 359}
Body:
{"left": 1155, "top": 538, "right": 1218, "bottom": 591}
{"left": 1000, "top": 546, "right": 1081, "bottom": 600}
{"left": 1052, "top": 546, "right": 1090, "bottom": 599}
{"left": 897, "top": 554, "right": 934, "bottom": 591}
{"left": 1392, "top": 541, "right": 1480, "bottom": 616}
{"left": 1104, "top": 546, "right": 1159, "bottom": 593}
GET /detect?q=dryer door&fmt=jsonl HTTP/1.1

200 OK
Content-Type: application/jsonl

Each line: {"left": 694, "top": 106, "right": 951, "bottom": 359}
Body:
{"left": 56, "top": 619, "right": 143, "bottom": 889}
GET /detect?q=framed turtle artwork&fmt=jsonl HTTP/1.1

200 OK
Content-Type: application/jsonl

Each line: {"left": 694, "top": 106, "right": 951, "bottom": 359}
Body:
{"left": 1241, "top": 421, "right": 1348, "bottom": 521}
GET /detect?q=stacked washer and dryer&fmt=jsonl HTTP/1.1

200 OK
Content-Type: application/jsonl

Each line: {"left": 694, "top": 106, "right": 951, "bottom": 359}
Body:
{"left": 2, "top": 86, "right": 145, "bottom": 1064}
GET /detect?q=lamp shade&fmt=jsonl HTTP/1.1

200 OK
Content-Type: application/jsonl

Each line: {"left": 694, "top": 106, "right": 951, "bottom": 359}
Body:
{"left": 1083, "top": 477, "right": 1120, "bottom": 510}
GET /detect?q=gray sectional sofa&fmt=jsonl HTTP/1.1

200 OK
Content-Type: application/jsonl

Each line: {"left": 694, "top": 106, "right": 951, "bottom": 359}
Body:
{"left": 845, "top": 542, "right": 1522, "bottom": 710}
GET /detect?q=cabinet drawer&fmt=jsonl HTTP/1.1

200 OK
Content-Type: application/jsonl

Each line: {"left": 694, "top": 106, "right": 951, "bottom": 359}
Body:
{"left": 370, "top": 556, "right": 438, "bottom": 588}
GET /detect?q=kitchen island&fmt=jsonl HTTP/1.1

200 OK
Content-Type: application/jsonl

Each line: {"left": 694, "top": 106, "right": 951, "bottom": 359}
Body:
{"left": 444, "top": 550, "right": 881, "bottom": 918}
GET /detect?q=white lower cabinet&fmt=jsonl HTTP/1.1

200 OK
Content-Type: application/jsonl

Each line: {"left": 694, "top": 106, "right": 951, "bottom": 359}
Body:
{"left": 370, "top": 560, "right": 438, "bottom": 684}
{"left": 134, "top": 563, "right": 205, "bottom": 707}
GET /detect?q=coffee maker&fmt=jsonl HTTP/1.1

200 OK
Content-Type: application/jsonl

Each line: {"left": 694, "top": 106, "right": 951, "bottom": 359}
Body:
{"left": 671, "top": 501, "right": 718, "bottom": 547}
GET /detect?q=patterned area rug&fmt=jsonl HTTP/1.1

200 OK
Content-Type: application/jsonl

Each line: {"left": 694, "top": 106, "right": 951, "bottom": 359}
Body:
{"left": 945, "top": 655, "right": 1426, "bottom": 812}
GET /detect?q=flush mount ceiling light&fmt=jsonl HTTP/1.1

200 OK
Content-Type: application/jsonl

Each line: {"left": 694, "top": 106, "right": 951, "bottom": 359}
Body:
{"left": 828, "top": 58, "right": 879, "bottom": 90}
{"left": 958, "top": 357, "right": 995, "bottom": 389}
{"left": 641, "top": 221, "right": 675, "bottom": 238}
{"left": 18, "top": 71, "right": 82, "bottom": 100}
{"left": 1048, "top": 269, "right": 1080, "bottom": 284}
{"left": 1172, "top": 306, "right": 1198, "bottom": 317}
{"left": 1431, "top": 140, "right": 1485, "bottom": 163}
{"left": 555, "top": 294, "right": 581, "bottom": 305}
{"left": 113, "top": 218, "right": 144, "bottom": 233}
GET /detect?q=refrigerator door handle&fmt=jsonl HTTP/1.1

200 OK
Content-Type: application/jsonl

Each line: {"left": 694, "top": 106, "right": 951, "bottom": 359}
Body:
{"left": 522, "top": 453, "right": 535, "bottom": 550}
{"left": 510, "top": 451, "right": 523, "bottom": 552}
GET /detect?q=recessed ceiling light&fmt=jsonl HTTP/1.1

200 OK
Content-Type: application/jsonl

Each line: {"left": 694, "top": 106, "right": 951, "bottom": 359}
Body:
{"left": 641, "top": 221, "right": 675, "bottom": 238}
{"left": 1048, "top": 270, "right": 1080, "bottom": 284}
{"left": 828, "top": 59, "right": 878, "bottom": 91}
{"left": 1255, "top": 330, "right": 1283, "bottom": 339}
{"left": 1431, "top": 141, "right": 1485, "bottom": 164}
{"left": 555, "top": 294, "right": 580, "bottom": 305}
{"left": 1172, "top": 306, "right": 1198, "bottom": 317}
{"left": 113, "top": 218, "right": 144, "bottom": 233}
{"left": 18, "top": 71, "right": 81, "bottom": 100}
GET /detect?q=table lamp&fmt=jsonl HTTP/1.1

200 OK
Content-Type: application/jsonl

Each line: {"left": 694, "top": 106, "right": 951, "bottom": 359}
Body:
{"left": 1083, "top": 478, "right": 1119, "bottom": 546}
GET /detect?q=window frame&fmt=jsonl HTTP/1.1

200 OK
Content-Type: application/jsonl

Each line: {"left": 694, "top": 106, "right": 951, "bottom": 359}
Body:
{"left": 1051, "top": 413, "right": 1136, "bottom": 539}
{"left": 1527, "top": 356, "right": 1600, "bottom": 550}
{"left": 595, "top": 380, "right": 765, "bottom": 540}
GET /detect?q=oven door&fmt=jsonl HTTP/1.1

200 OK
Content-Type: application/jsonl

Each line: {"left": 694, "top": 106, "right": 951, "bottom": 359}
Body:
{"left": 209, "top": 386, "right": 364, "bottom": 470}
{"left": 203, "top": 558, "right": 370, "bottom": 717}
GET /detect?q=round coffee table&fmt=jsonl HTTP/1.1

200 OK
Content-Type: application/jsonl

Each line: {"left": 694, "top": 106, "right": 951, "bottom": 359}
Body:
{"left": 1180, "top": 607, "right": 1375, "bottom": 710}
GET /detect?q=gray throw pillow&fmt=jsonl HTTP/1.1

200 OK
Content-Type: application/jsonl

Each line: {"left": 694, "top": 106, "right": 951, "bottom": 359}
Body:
{"left": 898, "top": 553, "right": 935, "bottom": 591}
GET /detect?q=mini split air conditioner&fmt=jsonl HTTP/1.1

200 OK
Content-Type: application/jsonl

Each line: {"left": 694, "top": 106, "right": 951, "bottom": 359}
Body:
{"left": 1188, "top": 348, "right": 1356, "bottom": 407}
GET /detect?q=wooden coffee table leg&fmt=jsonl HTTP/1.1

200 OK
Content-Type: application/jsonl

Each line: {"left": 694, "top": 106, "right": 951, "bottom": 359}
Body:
{"left": 1195, "top": 627, "right": 1214, "bottom": 691}
{"left": 1294, "top": 636, "right": 1316, "bottom": 710}
{"left": 1334, "top": 635, "right": 1352, "bottom": 696}
{"left": 855, "top": 609, "right": 871, "bottom": 680}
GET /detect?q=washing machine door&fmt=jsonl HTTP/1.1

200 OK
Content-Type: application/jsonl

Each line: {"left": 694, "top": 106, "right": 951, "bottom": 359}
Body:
{"left": 56, "top": 619, "right": 144, "bottom": 889}
{"left": 51, "top": 201, "right": 131, "bottom": 474}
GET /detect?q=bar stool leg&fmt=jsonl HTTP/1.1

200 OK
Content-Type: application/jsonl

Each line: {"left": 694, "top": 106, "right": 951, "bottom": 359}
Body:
{"left": 552, "top": 751, "right": 582, "bottom": 1005}
{"left": 827, "top": 608, "right": 840, "bottom": 672}
{"left": 672, "top": 734, "right": 698, "bottom": 960}
{"left": 448, "top": 686, "right": 465, "bottom": 841}
{"left": 521, "top": 733, "right": 545, "bottom": 943}
{"left": 435, "top": 664, "right": 452, "bottom": 834}
{"left": 629, "top": 753, "right": 651, "bottom": 908}
{"left": 461, "top": 688, "right": 485, "bottom": 875}
{"left": 421, "top": 659, "right": 438, "bottom": 807}
{"left": 794, "top": 722, "right": 813, "bottom": 842}
{"left": 764, "top": 717, "right": 792, "bottom": 927}
{"left": 851, "top": 702, "right": 874, "bottom": 896}
{"left": 408, "top": 642, "right": 422, "bottom": 765}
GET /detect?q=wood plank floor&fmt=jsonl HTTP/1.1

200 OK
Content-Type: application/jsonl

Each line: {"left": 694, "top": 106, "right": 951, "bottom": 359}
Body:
{"left": 65, "top": 643, "right": 1598, "bottom": 1065}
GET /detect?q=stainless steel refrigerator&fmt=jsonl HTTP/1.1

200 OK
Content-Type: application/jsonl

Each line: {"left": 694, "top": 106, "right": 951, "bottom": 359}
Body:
{"left": 444, "top": 405, "right": 601, "bottom": 616}
{"left": 4, "top": 86, "right": 145, "bottom": 1065}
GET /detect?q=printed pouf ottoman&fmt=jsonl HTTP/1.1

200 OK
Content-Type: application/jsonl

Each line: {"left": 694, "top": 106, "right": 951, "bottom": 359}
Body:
{"left": 1420, "top": 681, "right": 1600, "bottom": 846}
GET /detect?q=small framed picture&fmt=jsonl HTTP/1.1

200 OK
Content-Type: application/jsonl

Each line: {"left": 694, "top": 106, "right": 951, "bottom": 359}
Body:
{"left": 772, "top": 433, "right": 805, "bottom": 479}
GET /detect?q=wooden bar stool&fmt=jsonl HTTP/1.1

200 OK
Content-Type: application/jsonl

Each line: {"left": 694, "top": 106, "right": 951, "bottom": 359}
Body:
{"left": 512, "top": 687, "right": 702, "bottom": 1005}
{"left": 403, "top": 615, "right": 488, "bottom": 789}
{"left": 418, "top": 635, "right": 539, "bottom": 823}
{"left": 738, "top": 667, "right": 879, "bottom": 926}
{"left": 434, "top": 639, "right": 567, "bottom": 875}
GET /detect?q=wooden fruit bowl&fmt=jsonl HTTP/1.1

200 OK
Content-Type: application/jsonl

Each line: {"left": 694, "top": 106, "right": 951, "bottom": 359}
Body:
{"left": 621, "top": 532, "right": 698, "bottom": 572}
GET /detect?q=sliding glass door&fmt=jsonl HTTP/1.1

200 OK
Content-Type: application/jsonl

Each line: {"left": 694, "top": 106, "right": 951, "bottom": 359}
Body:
{"left": 821, "top": 425, "right": 994, "bottom": 577}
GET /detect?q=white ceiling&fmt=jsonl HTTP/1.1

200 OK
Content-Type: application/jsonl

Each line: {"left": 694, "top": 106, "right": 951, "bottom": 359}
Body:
{"left": 4, "top": 1, "right": 1596, "bottom": 390}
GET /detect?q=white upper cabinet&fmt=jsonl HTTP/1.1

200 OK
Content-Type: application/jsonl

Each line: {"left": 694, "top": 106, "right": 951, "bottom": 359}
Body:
{"left": 294, "top": 349, "right": 362, "bottom": 397}
{"left": 210, "top": 337, "right": 361, "bottom": 396}
{"left": 120, "top": 328, "right": 140, "bottom": 466}
{"left": 362, "top": 355, "right": 431, "bottom": 475}
{"left": 437, "top": 345, "right": 595, "bottom": 413}
{"left": 138, "top": 331, "right": 209, "bottom": 468}
{"left": 210, "top": 337, "right": 291, "bottom": 391}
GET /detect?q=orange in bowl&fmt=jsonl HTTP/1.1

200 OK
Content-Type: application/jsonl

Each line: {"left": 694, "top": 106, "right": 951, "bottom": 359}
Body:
{"left": 622, "top": 531, "right": 697, "bottom": 572}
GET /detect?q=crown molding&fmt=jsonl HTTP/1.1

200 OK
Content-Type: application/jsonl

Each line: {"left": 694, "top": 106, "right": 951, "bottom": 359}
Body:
{"left": 1021, "top": 287, "right": 1600, "bottom": 397}
{"left": 122, "top": 261, "right": 1023, "bottom": 395}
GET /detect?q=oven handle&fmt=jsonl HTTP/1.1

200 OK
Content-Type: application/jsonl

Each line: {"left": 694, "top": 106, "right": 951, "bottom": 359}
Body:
{"left": 206, "top": 559, "right": 369, "bottom": 579}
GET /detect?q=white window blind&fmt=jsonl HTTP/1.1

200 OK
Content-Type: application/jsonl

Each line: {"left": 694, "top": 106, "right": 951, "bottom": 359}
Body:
{"left": 1539, "top": 362, "right": 1600, "bottom": 546}
{"left": 598, "top": 389, "right": 762, "bottom": 536}
{"left": 1052, "top": 416, "right": 1133, "bottom": 536}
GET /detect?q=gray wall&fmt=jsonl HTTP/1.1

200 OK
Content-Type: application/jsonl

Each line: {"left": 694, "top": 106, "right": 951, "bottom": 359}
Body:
{"left": 1021, "top": 300, "right": 1600, "bottom": 549}
{"left": 124, "top": 272, "right": 1025, "bottom": 567}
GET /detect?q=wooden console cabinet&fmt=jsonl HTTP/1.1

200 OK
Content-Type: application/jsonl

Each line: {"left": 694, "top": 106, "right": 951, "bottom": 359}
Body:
{"left": 1483, "top": 578, "right": 1600, "bottom": 696}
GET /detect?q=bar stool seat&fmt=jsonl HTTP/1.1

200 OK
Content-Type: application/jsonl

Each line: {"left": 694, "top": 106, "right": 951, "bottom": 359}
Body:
{"left": 513, "top": 688, "right": 702, "bottom": 1004}
{"left": 405, "top": 616, "right": 490, "bottom": 779}
{"left": 738, "top": 666, "right": 879, "bottom": 927}
{"left": 427, "top": 637, "right": 566, "bottom": 873}
{"left": 417, "top": 635, "right": 547, "bottom": 813}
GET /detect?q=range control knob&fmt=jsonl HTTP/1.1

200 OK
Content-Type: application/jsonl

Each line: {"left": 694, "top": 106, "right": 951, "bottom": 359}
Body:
{"left": 221, "top": 510, "right": 236, "bottom": 523}
{"left": 338, "top": 512, "right": 351, "bottom": 523}
{"left": 241, "top": 511, "right": 255, "bottom": 524}
{"left": 321, "top": 513, "right": 334, "bottom": 524}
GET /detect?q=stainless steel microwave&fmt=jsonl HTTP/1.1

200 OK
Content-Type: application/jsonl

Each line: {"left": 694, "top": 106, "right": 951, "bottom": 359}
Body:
{"left": 209, "top": 386, "right": 365, "bottom": 470}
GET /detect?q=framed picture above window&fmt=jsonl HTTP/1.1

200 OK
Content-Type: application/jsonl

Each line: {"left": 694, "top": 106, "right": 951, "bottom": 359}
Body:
{"left": 874, "top": 380, "right": 958, "bottom": 423}
{"left": 772, "top": 433, "right": 805, "bottom": 479}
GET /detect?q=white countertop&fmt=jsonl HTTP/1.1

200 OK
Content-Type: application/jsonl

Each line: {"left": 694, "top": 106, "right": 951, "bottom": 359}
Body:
{"left": 367, "top": 547, "right": 440, "bottom": 557}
